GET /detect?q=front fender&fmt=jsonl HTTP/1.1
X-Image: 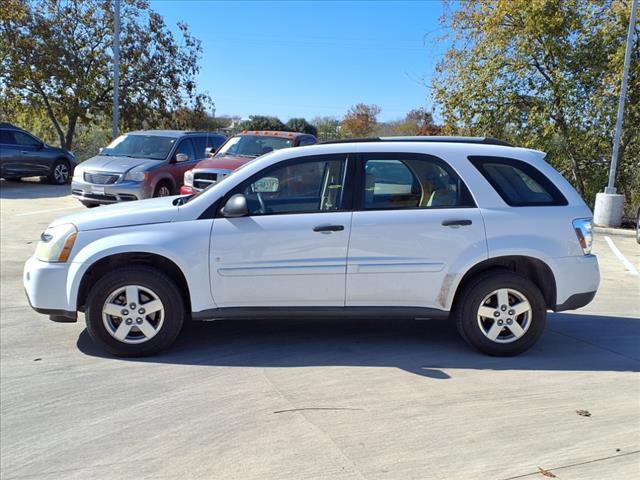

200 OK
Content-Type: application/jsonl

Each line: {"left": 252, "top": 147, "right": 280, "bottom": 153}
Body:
{"left": 66, "top": 220, "right": 215, "bottom": 312}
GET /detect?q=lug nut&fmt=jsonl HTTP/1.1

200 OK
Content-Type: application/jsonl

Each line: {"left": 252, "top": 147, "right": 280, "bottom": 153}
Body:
{"left": 493, "top": 311, "right": 500, "bottom": 318}
{"left": 506, "top": 319, "right": 513, "bottom": 325}
{"left": 130, "top": 303, "right": 136, "bottom": 309}
{"left": 508, "top": 309, "right": 515, "bottom": 316}
{"left": 500, "top": 305, "right": 507, "bottom": 311}
{"left": 138, "top": 308, "right": 145, "bottom": 314}
{"left": 136, "top": 318, "right": 143, "bottom": 324}
{"left": 125, "top": 318, "right": 133, "bottom": 325}
{"left": 121, "top": 309, "right": 129, "bottom": 315}
{"left": 497, "top": 320, "right": 504, "bottom": 326}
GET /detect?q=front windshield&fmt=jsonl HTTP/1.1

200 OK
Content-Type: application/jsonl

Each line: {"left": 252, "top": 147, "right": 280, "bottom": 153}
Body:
{"left": 101, "top": 134, "right": 176, "bottom": 160}
{"left": 217, "top": 135, "right": 293, "bottom": 158}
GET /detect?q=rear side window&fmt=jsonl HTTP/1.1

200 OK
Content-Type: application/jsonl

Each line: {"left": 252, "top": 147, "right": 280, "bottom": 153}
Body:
{"left": 469, "top": 156, "right": 567, "bottom": 207}
{"left": 361, "top": 153, "right": 475, "bottom": 210}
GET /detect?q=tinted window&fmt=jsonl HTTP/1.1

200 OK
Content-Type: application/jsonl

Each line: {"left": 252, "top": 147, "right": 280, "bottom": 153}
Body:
{"left": 362, "top": 154, "right": 475, "bottom": 210}
{"left": 0, "top": 130, "right": 15, "bottom": 145}
{"left": 103, "top": 134, "right": 176, "bottom": 160}
{"left": 192, "top": 137, "right": 207, "bottom": 159}
{"left": 13, "top": 131, "right": 41, "bottom": 147}
{"left": 298, "top": 137, "right": 317, "bottom": 146}
{"left": 238, "top": 156, "right": 347, "bottom": 215}
{"left": 210, "top": 135, "right": 226, "bottom": 150}
{"left": 469, "top": 156, "right": 567, "bottom": 206}
{"left": 176, "top": 139, "right": 196, "bottom": 161}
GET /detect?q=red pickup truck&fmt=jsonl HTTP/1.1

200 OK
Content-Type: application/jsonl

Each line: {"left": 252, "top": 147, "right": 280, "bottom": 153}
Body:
{"left": 180, "top": 130, "right": 317, "bottom": 194}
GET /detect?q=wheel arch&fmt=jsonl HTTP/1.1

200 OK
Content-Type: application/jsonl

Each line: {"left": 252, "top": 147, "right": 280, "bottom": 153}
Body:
{"left": 150, "top": 174, "right": 176, "bottom": 195}
{"left": 76, "top": 252, "right": 192, "bottom": 314}
{"left": 450, "top": 256, "right": 557, "bottom": 311}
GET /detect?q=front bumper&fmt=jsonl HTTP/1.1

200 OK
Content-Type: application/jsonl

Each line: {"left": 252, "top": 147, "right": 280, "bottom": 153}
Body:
{"left": 71, "top": 178, "right": 151, "bottom": 204}
{"left": 23, "top": 255, "right": 76, "bottom": 321}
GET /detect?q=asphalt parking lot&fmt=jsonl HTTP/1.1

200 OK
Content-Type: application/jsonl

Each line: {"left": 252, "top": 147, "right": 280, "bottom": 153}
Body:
{"left": 1, "top": 179, "right": 639, "bottom": 480}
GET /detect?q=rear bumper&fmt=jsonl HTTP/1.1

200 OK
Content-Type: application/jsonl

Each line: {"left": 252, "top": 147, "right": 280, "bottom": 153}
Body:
{"left": 550, "top": 254, "right": 600, "bottom": 310}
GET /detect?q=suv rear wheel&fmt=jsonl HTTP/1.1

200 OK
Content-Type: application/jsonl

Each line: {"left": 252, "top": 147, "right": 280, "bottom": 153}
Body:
{"left": 453, "top": 270, "right": 546, "bottom": 356}
{"left": 85, "top": 266, "right": 185, "bottom": 356}
{"left": 48, "top": 159, "right": 70, "bottom": 184}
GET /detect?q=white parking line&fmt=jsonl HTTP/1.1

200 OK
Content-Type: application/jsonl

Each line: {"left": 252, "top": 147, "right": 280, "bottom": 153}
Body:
{"left": 604, "top": 236, "right": 639, "bottom": 276}
{"left": 15, "top": 205, "right": 81, "bottom": 217}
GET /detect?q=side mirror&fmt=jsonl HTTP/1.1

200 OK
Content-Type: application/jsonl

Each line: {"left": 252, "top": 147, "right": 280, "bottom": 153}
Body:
{"left": 99, "top": 147, "right": 104, "bottom": 154}
{"left": 176, "top": 153, "right": 189, "bottom": 163}
{"left": 37, "top": 141, "right": 45, "bottom": 150}
{"left": 221, "top": 193, "right": 249, "bottom": 218}
{"left": 205, "top": 147, "right": 215, "bottom": 157}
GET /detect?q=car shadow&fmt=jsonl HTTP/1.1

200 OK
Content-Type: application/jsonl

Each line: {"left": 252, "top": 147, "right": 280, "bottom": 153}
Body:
{"left": 0, "top": 179, "right": 71, "bottom": 199}
{"left": 76, "top": 313, "right": 640, "bottom": 378}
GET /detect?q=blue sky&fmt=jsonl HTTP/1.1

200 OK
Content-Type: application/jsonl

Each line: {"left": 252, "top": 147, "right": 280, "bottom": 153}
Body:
{"left": 150, "top": 0, "right": 450, "bottom": 122}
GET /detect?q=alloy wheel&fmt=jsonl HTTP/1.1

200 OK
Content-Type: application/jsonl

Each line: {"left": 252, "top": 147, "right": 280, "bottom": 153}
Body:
{"left": 54, "top": 163, "right": 69, "bottom": 183}
{"left": 102, "top": 285, "right": 165, "bottom": 344}
{"left": 156, "top": 185, "right": 171, "bottom": 197}
{"left": 476, "top": 288, "right": 532, "bottom": 344}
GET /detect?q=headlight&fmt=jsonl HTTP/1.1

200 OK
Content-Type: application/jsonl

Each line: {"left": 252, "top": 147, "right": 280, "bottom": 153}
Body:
{"left": 124, "top": 171, "right": 146, "bottom": 182}
{"left": 35, "top": 224, "right": 78, "bottom": 263}
{"left": 184, "top": 170, "right": 194, "bottom": 186}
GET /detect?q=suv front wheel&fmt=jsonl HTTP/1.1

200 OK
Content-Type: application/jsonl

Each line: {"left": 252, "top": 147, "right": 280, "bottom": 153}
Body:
{"left": 453, "top": 270, "right": 546, "bottom": 356}
{"left": 85, "top": 266, "right": 185, "bottom": 356}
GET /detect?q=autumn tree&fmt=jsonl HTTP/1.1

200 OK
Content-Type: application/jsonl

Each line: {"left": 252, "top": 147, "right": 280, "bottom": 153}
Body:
{"left": 341, "top": 103, "right": 381, "bottom": 138}
{"left": 0, "top": 0, "right": 210, "bottom": 150}
{"left": 432, "top": 0, "right": 639, "bottom": 209}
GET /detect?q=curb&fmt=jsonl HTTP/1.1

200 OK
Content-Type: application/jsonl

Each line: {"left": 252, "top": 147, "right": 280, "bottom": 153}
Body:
{"left": 593, "top": 226, "right": 636, "bottom": 238}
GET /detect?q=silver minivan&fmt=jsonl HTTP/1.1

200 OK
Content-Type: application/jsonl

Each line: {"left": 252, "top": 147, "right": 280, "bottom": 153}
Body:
{"left": 71, "top": 130, "right": 226, "bottom": 207}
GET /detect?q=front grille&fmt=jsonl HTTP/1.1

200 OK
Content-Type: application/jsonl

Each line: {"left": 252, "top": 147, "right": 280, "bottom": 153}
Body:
{"left": 193, "top": 171, "right": 229, "bottom": 190}
{"left": 84, "top": 172, "right": 120, "bottom": 185}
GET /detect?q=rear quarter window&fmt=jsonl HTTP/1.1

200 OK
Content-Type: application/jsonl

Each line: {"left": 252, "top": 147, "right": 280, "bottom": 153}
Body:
{"left": 468, "top": 156, "right": 567, "bottom": 207}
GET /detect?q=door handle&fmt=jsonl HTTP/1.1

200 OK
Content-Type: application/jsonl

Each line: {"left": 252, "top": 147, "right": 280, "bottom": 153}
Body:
{"left": 441, "top": 219, "right": 472, "bottom": 227}
{"left": 313, "top": 225, "right": 344, "bottom": 232}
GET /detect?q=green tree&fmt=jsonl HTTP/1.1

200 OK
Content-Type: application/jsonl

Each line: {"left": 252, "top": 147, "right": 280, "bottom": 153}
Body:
{"left": 285, "top": 117, "right": 318, "bottom": 137}
{"left": 379, "top": 108, "right": 443, "bottom": 136}
{"left": 311, "top": 116, "right": 341, "bottom": 141}
{"left": 432, "top": 0, "right": 639, "bottom": 210}
{"left": 0, "top": 0, "right": 210, "bottom": 150}
{"left": 341, "top": 103, "right": 381, "bottom": 138}
{"left": 237, "top": 115, "right": 286, "bottom": 132}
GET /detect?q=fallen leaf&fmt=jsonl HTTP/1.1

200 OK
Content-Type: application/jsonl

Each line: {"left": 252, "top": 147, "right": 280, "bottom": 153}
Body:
{"left": 576, "top": 409, "right": 591, "bottom": 417}
{"left": 538, "top": 466, "right": 557, "bottom": 478}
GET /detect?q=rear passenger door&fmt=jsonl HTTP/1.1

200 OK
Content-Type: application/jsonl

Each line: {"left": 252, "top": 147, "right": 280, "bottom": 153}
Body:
{"left": 346, "top": 153, "right": 487, "bottom": 310}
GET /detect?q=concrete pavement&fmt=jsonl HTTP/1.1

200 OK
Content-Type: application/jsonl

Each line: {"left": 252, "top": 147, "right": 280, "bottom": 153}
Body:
{"left": 1, "top": 179, "right": 639, "bottom": 480}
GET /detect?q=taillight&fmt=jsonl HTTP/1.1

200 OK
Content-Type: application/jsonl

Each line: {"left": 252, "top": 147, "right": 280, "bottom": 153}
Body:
{"left": 572, "top": 218, "right": 593, "bottom": 255}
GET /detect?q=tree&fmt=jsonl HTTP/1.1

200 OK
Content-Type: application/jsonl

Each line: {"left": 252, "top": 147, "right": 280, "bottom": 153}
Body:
{"left": 311, "top": 116, "right": 341, "bottom": 141}
{"left": 341, "top": 103, "right": 381, "bottom": 138}
{"left": 237, "top": 115, "right": 285, "bottom": 132}
{"left": 432, "top": 0, "right": 639, "bottom": 210}
{"left": 0, "top": 0, "right": 210, "bottom": 150}
{"left": 285, "top": 117, "right": 318, "bottom": 137}
{"left": 378, "top": 108, "right": 443, "bottom": 136}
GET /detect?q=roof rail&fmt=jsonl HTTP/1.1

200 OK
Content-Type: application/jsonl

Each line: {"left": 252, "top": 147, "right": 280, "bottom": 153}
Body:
{"left": 321, "top": 136, "right": 513, "bottom": 147}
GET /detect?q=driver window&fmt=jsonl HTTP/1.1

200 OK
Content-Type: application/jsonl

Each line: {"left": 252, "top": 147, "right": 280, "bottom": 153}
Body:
{"left": 241, "top": 156, "right": 347, "bottom": 215}
{"left": 176, "top": 139, "right": 196, "bottom": 161}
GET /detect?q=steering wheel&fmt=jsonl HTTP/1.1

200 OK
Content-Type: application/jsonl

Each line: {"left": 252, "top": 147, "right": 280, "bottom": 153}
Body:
{"left": 257, "top": 192, "right": 267, "bottom": 214}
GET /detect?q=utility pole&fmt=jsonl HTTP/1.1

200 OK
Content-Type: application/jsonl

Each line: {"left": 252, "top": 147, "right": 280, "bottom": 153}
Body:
{"left": 594, "top": 0, "right": 638, "bottom": 227}
{"left": 112, "top": 0, "right": 121, "bottom": 139}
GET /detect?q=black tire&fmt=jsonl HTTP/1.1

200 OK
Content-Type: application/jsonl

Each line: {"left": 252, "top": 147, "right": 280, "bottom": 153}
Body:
{"left": 80, "top": 201, "right": 100, "bottom": 208}
{"left": 153, "top": 181, "right": 173, "bottom": 198}
{"left": 85, "top": 266, "right": 185, "bottom": 356}
{"left": 48, "top": 159, "right": 71, "bottom": 184}
{"left": 452, "top": 269, "right": 546, "bottom": 356}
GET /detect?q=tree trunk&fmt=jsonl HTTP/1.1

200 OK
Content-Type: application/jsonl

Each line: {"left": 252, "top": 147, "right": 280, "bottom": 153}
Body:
{"left": 64, "top": 113, "right": 77, "bottom": 151}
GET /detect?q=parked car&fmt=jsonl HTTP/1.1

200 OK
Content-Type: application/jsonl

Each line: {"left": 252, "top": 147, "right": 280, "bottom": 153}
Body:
{"left": 24, "top": 136, "right": 599, "bottom": 357}
{"left": 71, "top": 130, "right": 226, "bottom": 207}
{"left": 180, "top": 130, "right": 317, "bottom": 194}
{"left": 0, "top": 123, "right": 76, "bottom": 184}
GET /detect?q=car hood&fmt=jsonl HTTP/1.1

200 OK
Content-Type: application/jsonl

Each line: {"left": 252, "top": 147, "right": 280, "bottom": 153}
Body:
{"left": 193, "top": 155, "right": 255, "bottom": 171}
{"left": 79, "top": 155, "right": 162, "bottom": 174}
{"left": 51, "top": 196, "right": 180, "bottom": 232}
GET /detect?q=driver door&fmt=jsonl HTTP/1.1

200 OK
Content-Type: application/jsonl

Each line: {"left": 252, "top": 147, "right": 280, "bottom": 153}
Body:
{"left": 209, "top": 154, "right": 352, "bottom": 307}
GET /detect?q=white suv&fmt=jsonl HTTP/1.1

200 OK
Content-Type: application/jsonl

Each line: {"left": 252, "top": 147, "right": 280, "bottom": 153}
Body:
{"left": 24, "top": 137, "right": 599, "bottom": 357}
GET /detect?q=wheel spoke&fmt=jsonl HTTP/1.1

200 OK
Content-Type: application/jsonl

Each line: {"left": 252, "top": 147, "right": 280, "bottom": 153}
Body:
{"left": 142, "top": 299, "right": 163, "bottom": 314}
{"left": 512, "top": 300, "right": 531, "bottom": 317}
{"left": 125, "top": 286, "right": 139, "bottom": 306}
{"left": 486, "top": 321, "right": 504, "bottom": 341}
{"left": 478, "top": 306, "right": 496, "bottom": 318}
{"left": 113, "top": 321, "right": 132, "bottom": 341}
{"left": 137, "top": 319, "right": 157, "bottom": 338}
{"left": 507, "top": 321, "right": 525, "bottom": 338}
{"left": 103, "top": 303, "right": 123, "bottom": 317}
{"left": 496, "top": 288, "right": 510, "bottom": 307}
